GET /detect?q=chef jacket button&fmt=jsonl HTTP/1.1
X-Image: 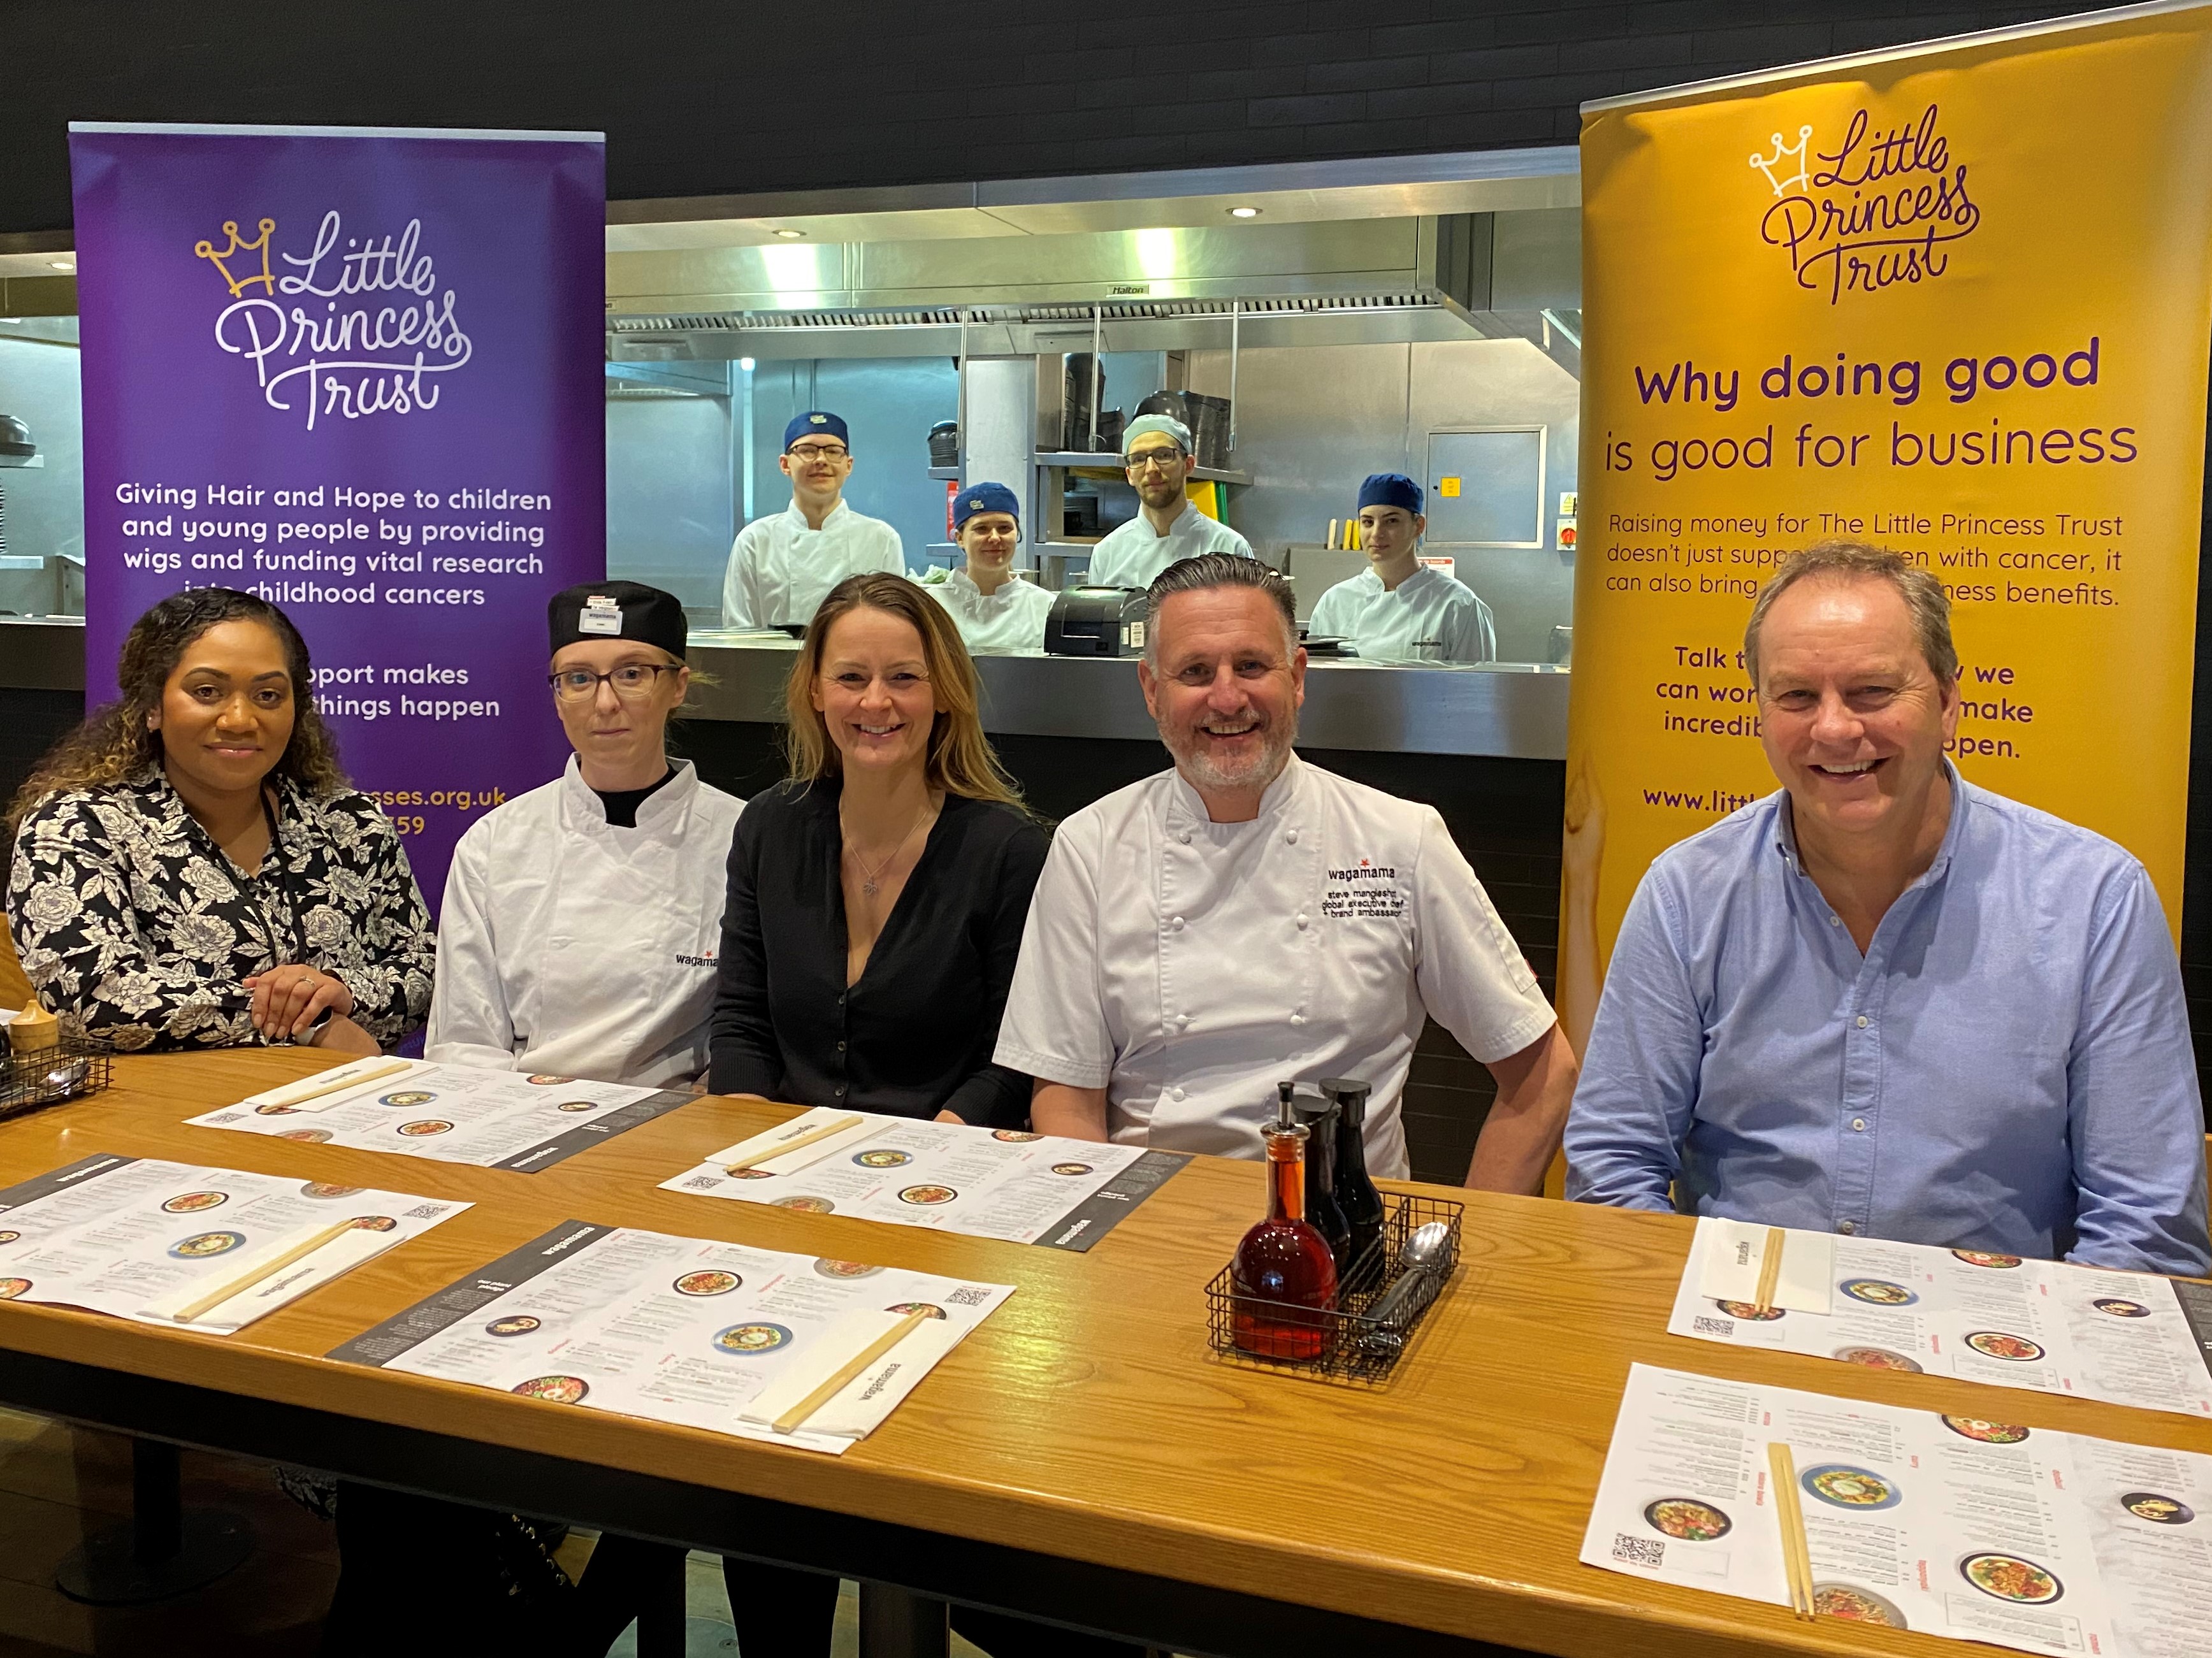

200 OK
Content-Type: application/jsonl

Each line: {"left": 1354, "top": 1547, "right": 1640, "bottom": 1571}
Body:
{"left": 1171, "top": 1087, "right": 1186, "bottom": 1102}
{"left": 1295, "top": 914, "right": 1308, "bottom": 930}
{"left": 1177, "top": 831, "right": 1192, "bottom": 845}
{"left": 836, "top": 1041, "right": 846, "bottom": 1052}
{"left": 1290, "top": 1014, "right": 1306, "bottom": 1027}
{"left": 1837, "top": 1220, "right": 1857, "bottom": 1235}
{"left": 1171, "top": 916, "right": 1185, "bottom": 932}
{"left": 1285, "top": 830, "right": 1298, "bottom": 845}
{"left": 1854, "top": 1015, "right": 1869, "bottom": 1028}
{"left": 835, "top": 1086, "right": 846, "bottom": 1097}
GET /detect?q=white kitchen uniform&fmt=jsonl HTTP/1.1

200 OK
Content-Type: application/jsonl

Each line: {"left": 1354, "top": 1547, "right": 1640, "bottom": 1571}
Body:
{"left": 1084, "top": 503, "right": 1255, "bottom": 591}
{"left": 1308, "top": 565, "right": 1498, "bottom": 663}
{"left": 995, "top": 754, "right": 1554, "bottom": 1178}
{"left": 925, "top": 568, "right": 1056, "bottom": 652}
{"left": 427, "top": 758, "right": 743, "bottom": 1088}
{"left": 721, "top": 500, "right": 906, "bottom": 629}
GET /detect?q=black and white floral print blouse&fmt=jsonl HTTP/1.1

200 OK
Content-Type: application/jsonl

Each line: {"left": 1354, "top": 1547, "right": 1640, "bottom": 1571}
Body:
{"left": 7, "top": 770, "right": 435, "bottom": 1052}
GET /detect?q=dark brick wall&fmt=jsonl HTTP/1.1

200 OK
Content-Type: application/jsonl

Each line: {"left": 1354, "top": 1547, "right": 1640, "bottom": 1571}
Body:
{"left": 0, "top": 1, "right": 2096, "bottom": 235}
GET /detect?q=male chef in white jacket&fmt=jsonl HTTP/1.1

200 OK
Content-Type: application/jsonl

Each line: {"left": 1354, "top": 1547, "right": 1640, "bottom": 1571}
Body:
{"left": 428, "top": 581, "right": 744, "bottom": 1087}
{"left": 996, "top": 552, "right": 1578, "bottom": 1187}
{"left": 1308, "top": 473, "right": 1496, "bottom": 663}
{"left": 1083, "top": 413, "right": 1257, "bottom": 591}
{"left": 721, "top": 410, "right": 907, "bottom": 628}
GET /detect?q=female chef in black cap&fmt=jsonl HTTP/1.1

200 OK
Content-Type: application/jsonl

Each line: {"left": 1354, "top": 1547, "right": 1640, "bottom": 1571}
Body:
{"left": 424, "top": 579, "right": 744, "bottom": 1086}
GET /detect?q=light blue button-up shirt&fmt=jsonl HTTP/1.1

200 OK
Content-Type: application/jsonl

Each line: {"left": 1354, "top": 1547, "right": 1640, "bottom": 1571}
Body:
{"left": 1565, "top": 767, "right": 2211, "bottom": 1277}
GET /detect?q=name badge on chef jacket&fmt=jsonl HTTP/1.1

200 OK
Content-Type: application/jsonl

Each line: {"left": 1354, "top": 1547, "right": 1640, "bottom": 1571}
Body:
{"left": 580, "top": 595, "right": 622, "bottom": 636}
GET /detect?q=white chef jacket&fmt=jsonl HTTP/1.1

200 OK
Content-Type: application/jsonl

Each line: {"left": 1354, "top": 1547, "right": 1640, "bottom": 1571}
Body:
{"left": 1084, "top": 503, "right": 1255, "bottom": 591}
{"left": 1307, "top": 566, "right": 1498, "bottom": 663}
{"left": 925, "top": 568, "right": 1056, "bottom": 652}
{"left": 426, "top": 758, "right": 744, "bottom": 1088}
{"left": 721, "top": 500, "right": 906, "bottom": 629}
{"left": 994, "top": 754, "right": 1555, "bottom": 1178}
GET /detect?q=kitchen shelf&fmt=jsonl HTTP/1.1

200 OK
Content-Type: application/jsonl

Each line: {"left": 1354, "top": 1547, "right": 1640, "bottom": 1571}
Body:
{"left": 1034, "top": 452, "right": 1251, "bottom": 487}
{"left": 926, "top": 466, "right": 960, "bottom": 480}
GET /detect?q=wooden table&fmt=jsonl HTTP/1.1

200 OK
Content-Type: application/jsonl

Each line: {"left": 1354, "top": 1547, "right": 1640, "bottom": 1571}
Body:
{"left": 0, "top": 1049, "right": 2206, "bottom": 1658}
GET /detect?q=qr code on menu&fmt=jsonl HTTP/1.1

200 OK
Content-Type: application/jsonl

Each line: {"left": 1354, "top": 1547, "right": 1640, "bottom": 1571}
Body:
{"left": 1692, "top": 1315, "right": 1735, "bottom": 1336}
{"left": 1612, "top": 1534, "right": 1665, "bottom": 1568}
{"left": 679, "top": 1175, "right": 721, "bottom": 1192}
{"left": 401, "top": 1203, "right": 449, "bottom": 1220}
{"left": 944, "top": 1285, "right": 993, "bottom": 1308}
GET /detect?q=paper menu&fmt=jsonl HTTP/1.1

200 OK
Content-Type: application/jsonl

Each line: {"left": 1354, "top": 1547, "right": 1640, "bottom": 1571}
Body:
{"left": 0, "top": 1154, "right": 468, "bottom": 1334}
{"left": 187, "top": 1060, "right": 690, "bottom": 1172}
{"left": 661, "top": 1107, "right": 1189, "bottom": 1250}
{"left": 328, "top": 1221, "right": 1015, "bottom": 1455}
{"left": 1670, "top": 1218, "right": 2212, "bottom": 1419}
{"left": 1586, "top": 1364, "right": 2212, "bottom": 1658}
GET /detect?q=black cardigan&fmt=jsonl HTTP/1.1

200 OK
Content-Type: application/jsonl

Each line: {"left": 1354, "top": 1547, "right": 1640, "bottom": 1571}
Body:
{"left": 707, "top": 781, "right": 1050, "bottom": 1126}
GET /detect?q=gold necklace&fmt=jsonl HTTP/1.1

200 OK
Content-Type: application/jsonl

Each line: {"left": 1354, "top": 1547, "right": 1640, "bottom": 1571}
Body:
{"left": 846, "top": 805, "right": 929, "bottom": 899}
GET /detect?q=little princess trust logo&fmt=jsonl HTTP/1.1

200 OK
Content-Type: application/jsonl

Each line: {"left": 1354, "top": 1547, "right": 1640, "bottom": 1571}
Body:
{"left": 1749, "top": 105, "right": 1981, "bottom": 303}
{"left": 195, "top": 210, "right": 473, "bottom": 431}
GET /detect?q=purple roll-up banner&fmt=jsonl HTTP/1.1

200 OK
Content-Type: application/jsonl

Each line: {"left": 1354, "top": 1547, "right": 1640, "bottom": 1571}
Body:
{"left": 67, "top": 122, "right": 605, "bottom": 914}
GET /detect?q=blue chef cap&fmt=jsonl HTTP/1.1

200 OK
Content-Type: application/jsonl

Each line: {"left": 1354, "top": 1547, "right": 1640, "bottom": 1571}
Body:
{"left": 1358, "top": 472, "right": 1424, "bottom": 515}
{"left": 953, "top": 480, "right": 1021, "bottom": 530}
{"left": 783, "top": 410, "right": 849, "bottom": 450}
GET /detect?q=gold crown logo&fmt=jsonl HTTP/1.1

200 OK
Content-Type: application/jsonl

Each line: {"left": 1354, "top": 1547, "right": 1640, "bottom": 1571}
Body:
{"left": 1749, "top": 127, "right": 1814, "bottom": 198}
{"left": 194, "top": 219, "right": 277, "bottom": 297}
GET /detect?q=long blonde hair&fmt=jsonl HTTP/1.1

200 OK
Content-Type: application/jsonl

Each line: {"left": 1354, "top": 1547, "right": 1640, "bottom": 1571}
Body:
{"left": 783, "top": 573, "right": 1027, "bottom": 812}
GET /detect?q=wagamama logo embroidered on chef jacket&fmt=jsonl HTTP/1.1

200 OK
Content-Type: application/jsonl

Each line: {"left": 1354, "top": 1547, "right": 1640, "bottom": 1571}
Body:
{"left": 1322, "top": 858, "right": 1405, "bottom": 919}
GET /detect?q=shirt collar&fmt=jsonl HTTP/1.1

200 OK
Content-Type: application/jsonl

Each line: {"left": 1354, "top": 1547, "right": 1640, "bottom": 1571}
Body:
{"left": 1774, "top": 757, "right": 1971, "bottom": 890}
{"left": 560, "top": 754, "right": 700, "bottom": 831}
{"left": 783, "top": 498, "right": 849, "bottom": 532}
{"left": 1165, "top": 750, "right": 1305, "bottom": 830}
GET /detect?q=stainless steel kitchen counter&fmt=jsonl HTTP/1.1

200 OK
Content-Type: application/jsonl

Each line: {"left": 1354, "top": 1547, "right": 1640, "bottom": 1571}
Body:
{"left": 0, "top": 618, "right": 1570, "bottom": 760}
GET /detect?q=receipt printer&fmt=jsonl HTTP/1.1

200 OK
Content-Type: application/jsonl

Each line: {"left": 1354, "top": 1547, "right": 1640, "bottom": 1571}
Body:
{"left": 1045, "top": 586, "right": 1149, "bottom": 656}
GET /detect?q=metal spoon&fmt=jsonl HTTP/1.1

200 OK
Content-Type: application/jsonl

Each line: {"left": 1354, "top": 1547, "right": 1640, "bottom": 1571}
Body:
{"left": 1359, "top": 1221, "right": 1454, "bottom": 1355}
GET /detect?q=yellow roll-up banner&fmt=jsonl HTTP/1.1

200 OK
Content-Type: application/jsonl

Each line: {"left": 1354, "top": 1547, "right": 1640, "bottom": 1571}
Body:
{"left": 1562, "top": 2, "right": 2212, "bottom": 1049}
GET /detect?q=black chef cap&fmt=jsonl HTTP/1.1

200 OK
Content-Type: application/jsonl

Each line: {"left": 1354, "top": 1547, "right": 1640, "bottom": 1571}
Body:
{"left": 547, "top": 580, "right": 688, "bottom": 660}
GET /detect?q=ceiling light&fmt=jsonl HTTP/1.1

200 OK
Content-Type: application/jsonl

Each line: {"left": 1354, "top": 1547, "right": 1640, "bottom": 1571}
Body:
{"left": 1227, "top": 206, "right": 1260, "bottom": 219}
{"left": 772, "top": 229, "right": 804, "bottom": 239}
{"left": 50, "top": 260, "right": 75, "bottom": 271}
{"left": 738, "top": 357, "right": 755, "bottom": 372}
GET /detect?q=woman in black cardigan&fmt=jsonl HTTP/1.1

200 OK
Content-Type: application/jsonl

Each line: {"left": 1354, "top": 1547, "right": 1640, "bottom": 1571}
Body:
{"left": 707, "top": 571, "right": 1045, "bottom": 1123}
{"left": 581, "top": 576, "right": 1124, "bottom": 1658}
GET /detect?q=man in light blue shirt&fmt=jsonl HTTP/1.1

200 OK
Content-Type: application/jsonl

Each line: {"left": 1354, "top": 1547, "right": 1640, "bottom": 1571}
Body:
{"left": 1566, "top": 542, "right": 2210, "bottom": 1277}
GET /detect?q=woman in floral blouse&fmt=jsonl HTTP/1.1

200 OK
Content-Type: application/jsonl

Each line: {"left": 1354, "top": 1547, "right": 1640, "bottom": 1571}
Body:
{"left": 6, "top": 588, "right": 433, "bottom": 1054}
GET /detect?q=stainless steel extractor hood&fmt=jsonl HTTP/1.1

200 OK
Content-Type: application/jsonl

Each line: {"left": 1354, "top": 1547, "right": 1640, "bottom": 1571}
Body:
{"left": 606, "top": 210, "right": 1580, "bottom": 371}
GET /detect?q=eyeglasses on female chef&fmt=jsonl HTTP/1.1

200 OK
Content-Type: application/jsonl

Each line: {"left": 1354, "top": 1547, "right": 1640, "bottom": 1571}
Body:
{"left": 547, "top": 663, "right": 684, "bottom": 701}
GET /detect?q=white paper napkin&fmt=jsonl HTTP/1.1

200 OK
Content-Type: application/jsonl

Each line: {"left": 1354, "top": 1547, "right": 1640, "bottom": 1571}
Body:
{"left": 1694, "top": 1218, "right": 1834, "bottom": 1314}
{"left": 240, "top": 1056, "right": 430, "bottom": 1113}
{"left": 138, "top": 1221, "right": 405, "bottom": 1334}
{"left": 737, "top": 1305, "right": 965, "bottom": 1440}
{"left": 710, "top": 1109, "right": 885, "bottom": 1176}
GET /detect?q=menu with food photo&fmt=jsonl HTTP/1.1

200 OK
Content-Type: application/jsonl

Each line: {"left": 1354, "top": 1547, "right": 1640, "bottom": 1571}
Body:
{"left": 1584, "top": 1364, "right": 2212, "bottom": 1658}
{"left": 1668, "top": 1219, "right": 2212, "bottom": 1418}
{"left": 187, "top": 1059, "right": 692, "bottom": 1172}
{"left": 0, "top": 1154, "right": 468, "bottom": 1334}
{"left": 661, "top": 1107, "right": 1190, "bottom": 1250}
{"left": 329, "top": 1220, "right": 1015, "bottom": 1454}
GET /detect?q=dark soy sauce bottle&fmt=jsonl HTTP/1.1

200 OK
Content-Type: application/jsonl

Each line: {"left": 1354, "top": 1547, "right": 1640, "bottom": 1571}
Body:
{"left": 1290, "top": 1086, "right": 1352, "bottom": 1275}
{"left": 1320, "top": 1076, "right": 1387, "bottom": 1269}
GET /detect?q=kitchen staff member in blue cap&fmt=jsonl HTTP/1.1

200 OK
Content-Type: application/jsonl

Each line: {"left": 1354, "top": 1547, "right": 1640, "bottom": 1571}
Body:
{"left": 927, "top": 481, "right": 1055, "bottom": 652}
{"left": 1084, "top": 412, "right": 1256, "bottom": 591}
{"left": 721, "top": 410, "right": 906, "bottom": 629}
{"left": 1307, "top": 473, "right": 1496, "bottom": 663}
{"left": 427, "top": 580, "right": 744, "bottom": 1086}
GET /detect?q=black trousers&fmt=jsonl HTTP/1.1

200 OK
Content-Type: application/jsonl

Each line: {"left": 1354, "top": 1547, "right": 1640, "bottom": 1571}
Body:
{"left": 321, "top": 1485, "right": 577, "bottom": 1657}
{"left": 577, "top": 1534, "right": 1145, "bottom": 1657}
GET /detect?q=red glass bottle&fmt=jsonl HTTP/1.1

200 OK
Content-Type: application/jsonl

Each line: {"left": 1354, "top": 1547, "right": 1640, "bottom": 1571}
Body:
{"left": 1229, "top": 1085, "right": 1340, "bottom": 1359}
